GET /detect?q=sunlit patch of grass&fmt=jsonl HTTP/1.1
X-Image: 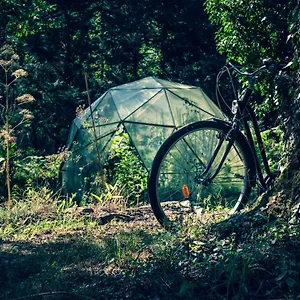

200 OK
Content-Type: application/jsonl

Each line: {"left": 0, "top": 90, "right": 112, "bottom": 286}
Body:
{"left": 0, "top": 187, "right": 85, "bottom": 240}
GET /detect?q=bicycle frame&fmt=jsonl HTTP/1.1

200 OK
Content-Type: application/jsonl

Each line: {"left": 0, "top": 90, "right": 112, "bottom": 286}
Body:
{"left": 201, "top": 75, "right": 276, "bottom": 192}
{"left": 241, "top": 106, "right": 273, "bottom": 189}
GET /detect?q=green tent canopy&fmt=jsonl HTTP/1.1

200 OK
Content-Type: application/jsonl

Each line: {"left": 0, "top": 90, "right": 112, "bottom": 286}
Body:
{"left": 61, "top": 76, "right": 224, "bottom": 196}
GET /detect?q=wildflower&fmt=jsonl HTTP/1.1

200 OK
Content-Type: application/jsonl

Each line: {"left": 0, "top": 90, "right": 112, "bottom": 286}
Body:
{"left": 0, "top": 129, "right": 16, "bottom": 145}
{"left": 11, "top": 54, "right": 19, "bottom": 61}
{"left": 0, "top": 60, "right": 11, "bottom": 67}
{"left": 20, "top": 109, "right": 34, "bottom": 120}
{"left": 12, "top": 69, "right": 28, "bottom": 78}
{"left": 76, "top": 105, "right": 86, "bottom": 118}
{"left": 16, "top": 94, "right": 35, "bottom": 104}
{"left": 0, "top": 44, "right": 14, "bottom": 56}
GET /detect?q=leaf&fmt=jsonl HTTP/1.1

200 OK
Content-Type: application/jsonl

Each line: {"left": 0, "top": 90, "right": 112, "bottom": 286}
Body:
{"left": 286, "top": 277, "right": 296, "bottom": 288}
{"left": 275, "top": 270, "right": 287, "bottom": 282}
{"left": 283, "top": 61, "right": 293, "bottom": 69}
{"left": 261, "top": 17, "right": 267, "bottom": 22}
{"left": 91, "top": 193, "right": 103, "bottom": 202}
{"left": 286, "top": 34, "right": 293, "bottom": 42}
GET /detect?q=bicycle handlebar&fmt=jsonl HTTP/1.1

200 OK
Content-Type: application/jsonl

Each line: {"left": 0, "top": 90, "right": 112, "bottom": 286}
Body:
{"left": 228, "top": 62, "right": 266, "bottom": 77}
{"left": 228, "top": 58, "right": 277, "bottom": 78}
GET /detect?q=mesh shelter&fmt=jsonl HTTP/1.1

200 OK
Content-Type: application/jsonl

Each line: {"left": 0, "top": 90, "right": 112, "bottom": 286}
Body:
{"left": 61, "top": 76, "right": 224, "bottom": 195}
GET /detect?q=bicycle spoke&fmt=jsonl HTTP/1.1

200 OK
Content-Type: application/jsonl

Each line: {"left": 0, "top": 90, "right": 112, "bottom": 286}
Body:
{"left": 149, "top": 121, "right": 252, "bottom": 228}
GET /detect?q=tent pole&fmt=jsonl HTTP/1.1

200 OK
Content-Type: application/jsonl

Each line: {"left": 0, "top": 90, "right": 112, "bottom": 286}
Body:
{"left": 84, "top": 73, "right": 104, "bottom": 182}
{"left": 121, "top": 121, "right": 149, "bottom": 173}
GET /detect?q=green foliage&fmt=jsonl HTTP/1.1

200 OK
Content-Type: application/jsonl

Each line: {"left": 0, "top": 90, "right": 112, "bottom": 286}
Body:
{"left": 90, "top": 181, "right": 127, "bottom": 208}
{"left": 13, "top": 153, "right": 65, "bottom": 190}
{"left": 108, "top": 131, "right": 148, "bottom": 204}
{"left": 286, "top": 3, "right": 300, "bottom": 163}
{"left": 204, "top": 0, "right": 292, "bottom": 64}
{"left": 57, "top": 193, "right": 77, "bottom": 213}
{"left": 0, "top": 0, "right": 224, "bottom": 156}
{"left": 261, "top": 126, "right": 285, "bottom": 172}
{"left": 138, "top": 43, "right": 162, "bottom": 76}
{"left": 204, "top": 0, "right": 294, "bottom": 123}
{"left": 252, "top": 125, "right": 285, "bottom": 174}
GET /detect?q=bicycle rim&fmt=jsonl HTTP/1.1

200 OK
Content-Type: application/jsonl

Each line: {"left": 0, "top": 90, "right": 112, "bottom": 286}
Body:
{"left": 150, "top": 122, "right": 252, "bottom": 228}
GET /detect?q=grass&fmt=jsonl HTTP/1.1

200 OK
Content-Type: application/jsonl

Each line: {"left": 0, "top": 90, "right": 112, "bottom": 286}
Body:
{"left": 1, "top": 188, "right": 300, "bottom": 299}
{"left": 0, "top": 222, "right": 179, "bottom": 299}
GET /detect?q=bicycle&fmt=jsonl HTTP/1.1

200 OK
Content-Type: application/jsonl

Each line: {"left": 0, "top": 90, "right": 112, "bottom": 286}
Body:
{"left": 148, "top": 59, "right": 281, "bottom": 229}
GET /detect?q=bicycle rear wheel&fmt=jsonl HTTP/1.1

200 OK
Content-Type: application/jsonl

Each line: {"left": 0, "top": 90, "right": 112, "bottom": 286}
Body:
{"left": 148, "top": 120, "right": 255, "bottom": 229}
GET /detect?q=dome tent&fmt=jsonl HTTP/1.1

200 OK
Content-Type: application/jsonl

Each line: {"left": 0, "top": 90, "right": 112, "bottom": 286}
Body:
{"left": 61, "top": 76, "right": 224, "bottom": 196}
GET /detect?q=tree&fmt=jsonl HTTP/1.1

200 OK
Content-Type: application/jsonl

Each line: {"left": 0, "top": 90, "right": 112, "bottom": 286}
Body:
{"left": 1, "top": 0, "right": 224, "bottom": 155}
{"left": 204, "top": 0, "right": 300, "bottom": 203}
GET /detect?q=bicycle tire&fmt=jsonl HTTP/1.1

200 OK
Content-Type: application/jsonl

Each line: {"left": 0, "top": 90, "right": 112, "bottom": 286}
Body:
{"left": 148, "top": 119, "right": 255, "bottom": 229}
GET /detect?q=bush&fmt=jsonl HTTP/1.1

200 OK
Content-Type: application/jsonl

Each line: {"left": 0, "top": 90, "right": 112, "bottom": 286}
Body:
{"left": 107, "top": 130, "right": 148, "bottom": 205}
{"left": 12, "top": 153, "right": 66, "bottom": 192}
{"left": 253, "top": 126, "right": 285, "bottom": 173}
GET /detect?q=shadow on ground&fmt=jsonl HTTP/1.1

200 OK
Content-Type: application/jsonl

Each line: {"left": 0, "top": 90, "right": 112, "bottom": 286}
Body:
{"left": 0, "top": 230, "right": 185, "bottom": 300}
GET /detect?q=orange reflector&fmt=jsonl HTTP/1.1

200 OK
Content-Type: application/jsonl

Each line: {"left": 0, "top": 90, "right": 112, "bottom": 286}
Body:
{"left": 182, "top": 184, "right": 190, "bottom": 199}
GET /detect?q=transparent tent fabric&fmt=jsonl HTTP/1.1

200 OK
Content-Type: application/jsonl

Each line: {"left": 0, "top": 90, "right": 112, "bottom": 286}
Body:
{"left": 109, "top": 77, "right": 194, "bottom": 90}
{"left": 61, "top": 77, "right": 225, "bottom": 196}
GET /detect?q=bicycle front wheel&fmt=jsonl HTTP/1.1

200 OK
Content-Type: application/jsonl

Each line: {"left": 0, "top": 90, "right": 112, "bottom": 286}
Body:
{"left": 148, "top": 120, "right": 254, "bottom": 229}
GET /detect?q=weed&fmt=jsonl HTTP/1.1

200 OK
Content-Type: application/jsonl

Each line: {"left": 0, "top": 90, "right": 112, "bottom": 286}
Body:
{"left": 0, "top": 45, "right": 35, "bottom": 207}
{"left": 57, "top": 193, "right": 77, "bottom": 212}
{"left": 90, "top": 181, "right": 128, "bottom": 209}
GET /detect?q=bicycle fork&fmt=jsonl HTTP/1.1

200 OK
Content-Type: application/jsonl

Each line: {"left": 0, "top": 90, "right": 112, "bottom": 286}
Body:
{"left": 195, "top": 125, "right": 238, "bottom": 185}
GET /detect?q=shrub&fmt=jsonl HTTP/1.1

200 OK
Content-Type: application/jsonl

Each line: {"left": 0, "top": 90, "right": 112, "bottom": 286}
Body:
{"left": 107, "top": 130, "right": 148, "bottom": 205}
{"left": 12, "top": 153, "right": 66, "bottom": 192}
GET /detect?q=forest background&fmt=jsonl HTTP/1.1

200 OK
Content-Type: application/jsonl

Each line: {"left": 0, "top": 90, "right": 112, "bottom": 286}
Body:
{"left": 0, "top": 0, "right": 300, "bottom": 299}
{"left": 0, "top": 0, "right": 299, "bottom": 199}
